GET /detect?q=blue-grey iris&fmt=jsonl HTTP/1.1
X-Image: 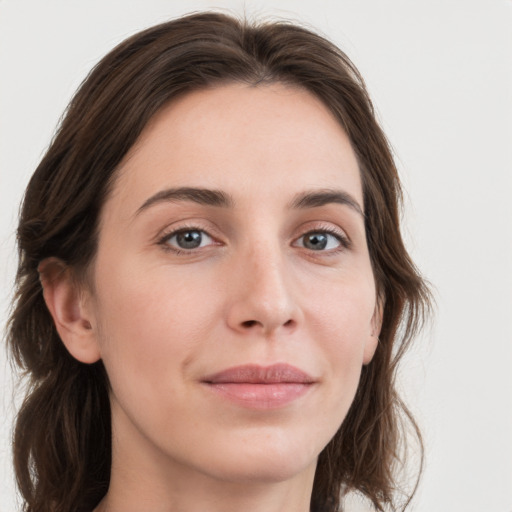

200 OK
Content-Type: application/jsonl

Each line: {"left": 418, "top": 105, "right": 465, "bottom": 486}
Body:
{"left": 304, "top": 233, "right": 328, "bottom": 250}
{"left": 176, "top": 230, "right": 202, "bottom": 249}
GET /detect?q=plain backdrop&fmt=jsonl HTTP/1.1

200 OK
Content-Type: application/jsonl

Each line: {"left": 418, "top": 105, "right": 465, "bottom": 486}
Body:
{"left": 1, "top": 1, "right": 511, "bottom": 511}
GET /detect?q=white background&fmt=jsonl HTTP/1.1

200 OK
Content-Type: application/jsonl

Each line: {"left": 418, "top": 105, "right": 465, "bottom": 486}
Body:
{"left": 1, "top": 1, "right": 511, "bottom": 511}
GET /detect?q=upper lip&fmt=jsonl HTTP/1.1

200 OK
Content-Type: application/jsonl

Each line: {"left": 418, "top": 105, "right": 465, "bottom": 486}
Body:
{"left": 202, "top": 363, "right": 316, "bottom": 384}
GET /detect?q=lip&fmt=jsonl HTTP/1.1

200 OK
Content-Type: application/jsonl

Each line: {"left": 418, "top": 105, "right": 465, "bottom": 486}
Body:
{"left": 201, "top": 364, "right": 316, "bottom": 410}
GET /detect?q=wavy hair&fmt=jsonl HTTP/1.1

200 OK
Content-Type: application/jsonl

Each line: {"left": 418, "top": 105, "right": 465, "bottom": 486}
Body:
{"left": 7, "top": 12, "right": 431, "bottom": 512}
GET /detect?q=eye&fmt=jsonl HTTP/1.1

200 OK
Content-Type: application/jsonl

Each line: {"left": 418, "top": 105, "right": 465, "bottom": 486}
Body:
{"left": 162, "top": 228, "right": 215, "bottom": 251}
{"left": 294, "top": 230, "right": 346, "bottom": 251}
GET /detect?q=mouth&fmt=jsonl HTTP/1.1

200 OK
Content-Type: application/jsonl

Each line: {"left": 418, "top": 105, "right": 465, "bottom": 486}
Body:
{"left": 201, "top": 363, "right": 316, "bottom": 409}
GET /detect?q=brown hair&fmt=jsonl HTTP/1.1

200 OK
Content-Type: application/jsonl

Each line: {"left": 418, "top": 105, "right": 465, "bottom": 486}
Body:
{"left": 7, "top": 12, "right": 431, "bottom": 512}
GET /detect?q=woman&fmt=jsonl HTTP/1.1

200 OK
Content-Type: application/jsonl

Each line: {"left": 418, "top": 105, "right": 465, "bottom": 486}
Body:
{"left": 7, "top": 12, "right": 431, "bottom": 512}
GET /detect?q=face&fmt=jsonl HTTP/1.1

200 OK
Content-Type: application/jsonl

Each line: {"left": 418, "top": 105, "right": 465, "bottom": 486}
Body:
{"left": 88, "top": 83, "right": 379, "bottom": 486}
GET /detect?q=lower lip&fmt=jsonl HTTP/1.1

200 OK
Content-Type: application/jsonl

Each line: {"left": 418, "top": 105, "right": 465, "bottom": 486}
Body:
{"left": 204, "top": 382, "right": 313, "bottom": 409}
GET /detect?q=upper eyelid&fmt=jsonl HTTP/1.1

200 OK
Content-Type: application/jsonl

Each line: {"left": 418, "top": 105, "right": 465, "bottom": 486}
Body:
{"left": 293, "top": 221, "right": 350, "bottom": 242}
{"left": 155, "top": 219, "right": 350, "bottom": 239}
{"left": 158, "top": 226, "right": 218, "bottom": 245}
{"left": 156, "top": 221, "right": 220, "bottom": 241}
{"left": 295, "top": 229, "right": 350, "bottom": 250}
{"left": 156, "top": 222, "right": 347, "bottom": 236}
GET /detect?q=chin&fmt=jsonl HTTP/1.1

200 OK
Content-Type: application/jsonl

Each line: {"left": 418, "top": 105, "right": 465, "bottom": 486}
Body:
{"left": 196, "top": 430, "right": 322, "bottom": 485}
{"left": 213, "top": 457, "right": 317, "bottom": 485}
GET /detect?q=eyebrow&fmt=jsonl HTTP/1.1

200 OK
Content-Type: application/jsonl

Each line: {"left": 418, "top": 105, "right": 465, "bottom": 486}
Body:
{"left": 135, "top": 186, "right": 363, "bottom": 217}
{"left": 135, "top": 187, "right": 233, "bottom": 216}
{"left": 289, "top": 189, "right": 364, "bottom": 217}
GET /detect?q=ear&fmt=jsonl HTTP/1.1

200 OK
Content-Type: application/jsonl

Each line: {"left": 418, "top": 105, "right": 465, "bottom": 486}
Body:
{"left": 39, "top": 257, "right": 101, "bottom": 364}
{"left": 363, "top": 299, "right": 384, "bottom": 365}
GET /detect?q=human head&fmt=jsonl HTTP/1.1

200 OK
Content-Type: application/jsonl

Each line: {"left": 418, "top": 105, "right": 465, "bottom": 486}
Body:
{"left": 8, "top": 11, "right": 430, "bottom": 512}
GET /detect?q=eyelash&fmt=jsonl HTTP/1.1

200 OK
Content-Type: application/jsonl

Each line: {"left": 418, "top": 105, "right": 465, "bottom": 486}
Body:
{"left": 157, "top": 224, "right": 217, "bottom": 255}
{"left": 157, "top": 224, "right": 350, "bottom": 255}
{"left": 298, "top": 226, "right": 351, "bottom": 252}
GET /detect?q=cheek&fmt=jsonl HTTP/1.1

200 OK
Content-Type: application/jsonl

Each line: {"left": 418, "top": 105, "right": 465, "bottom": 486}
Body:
{"left": 307, "top": 268, "right": 376, "bottom": 346}
{"left": 91, "top": 257, "right": 221, "bottom": 395}
{"left": 305, "top": 275, "right": 376, "bottom": 408}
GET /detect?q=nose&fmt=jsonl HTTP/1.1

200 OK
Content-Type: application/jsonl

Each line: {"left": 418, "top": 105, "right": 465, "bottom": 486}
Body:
{"left": 225, "top": 245, "right": 302, "bottom": 337}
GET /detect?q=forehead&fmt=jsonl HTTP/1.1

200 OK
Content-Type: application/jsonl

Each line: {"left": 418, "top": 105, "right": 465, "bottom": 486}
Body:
{"left": 106, "top": 83, "right": 362, "bottom": 217}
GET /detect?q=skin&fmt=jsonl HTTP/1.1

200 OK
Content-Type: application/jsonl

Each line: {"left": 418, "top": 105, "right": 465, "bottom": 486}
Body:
{"left": 41, "top": 83, "right": 380, "bottom": 512}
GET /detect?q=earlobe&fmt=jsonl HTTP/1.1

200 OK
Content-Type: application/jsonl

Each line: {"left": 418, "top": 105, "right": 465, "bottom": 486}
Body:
{"left": 363, "top": 300, "right": 384, "bottom": 365}
{"left": 38, "top": 258, "right": 101, "bottom": 364}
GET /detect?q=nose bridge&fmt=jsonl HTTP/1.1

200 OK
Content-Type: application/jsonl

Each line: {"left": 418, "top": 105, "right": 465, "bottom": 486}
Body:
{"left": 250, "top": 243, "right": 288, "bottom": 307}
{"left": 227, "top": 236, "right": 299, "bottom": 335}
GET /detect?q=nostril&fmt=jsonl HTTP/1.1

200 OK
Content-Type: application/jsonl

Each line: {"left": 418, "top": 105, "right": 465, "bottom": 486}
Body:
{"left": 240, "top": 319, "right": 294, "bottom": 330}
{"left": 241, "top": 320, "right": 258, "bottom": 328}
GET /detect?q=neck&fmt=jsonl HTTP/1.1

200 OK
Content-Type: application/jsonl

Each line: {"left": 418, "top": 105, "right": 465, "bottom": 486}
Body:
{"left": 95, "top": 472, "right": 315, "bottom": 512}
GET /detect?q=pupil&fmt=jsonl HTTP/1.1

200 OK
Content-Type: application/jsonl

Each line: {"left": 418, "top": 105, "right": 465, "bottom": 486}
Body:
{"left": 305, "top": 233, "right": 327, "bottom": 250}
{"left": 177, "top": 231, "right": 202, "bottom": 249}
